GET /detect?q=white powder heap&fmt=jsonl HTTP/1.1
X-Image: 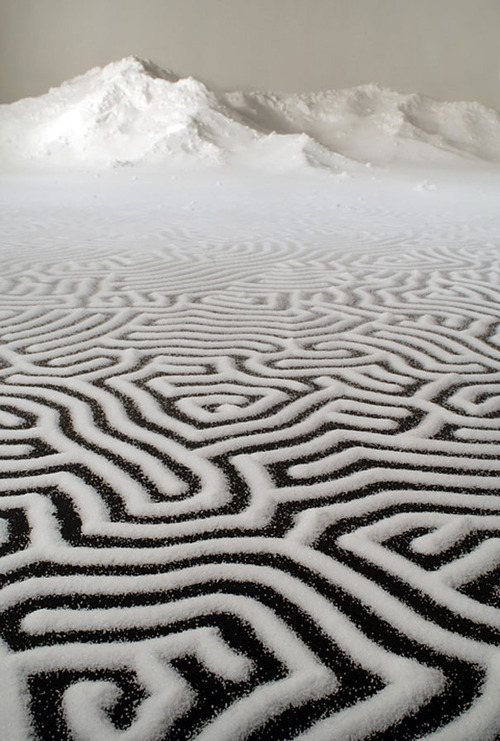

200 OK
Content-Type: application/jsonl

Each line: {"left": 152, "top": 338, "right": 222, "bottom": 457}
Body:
{"left": 1, "top": 56, "right": 499, "bottom": 170}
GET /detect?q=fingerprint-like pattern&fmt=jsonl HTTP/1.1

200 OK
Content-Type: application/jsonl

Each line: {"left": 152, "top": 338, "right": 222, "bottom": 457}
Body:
{"left": 0, "top": 179, "right": 499, "bottom": 740}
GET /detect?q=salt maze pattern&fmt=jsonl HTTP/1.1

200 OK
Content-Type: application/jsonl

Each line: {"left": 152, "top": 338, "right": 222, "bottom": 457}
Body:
{"left": 0, "top": 207, "right": 499, "bottom": 741}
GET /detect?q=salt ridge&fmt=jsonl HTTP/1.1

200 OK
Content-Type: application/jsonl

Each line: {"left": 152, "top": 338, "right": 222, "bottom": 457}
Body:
{"left": 1, "top": 56, "right": 499, "bottom": 169}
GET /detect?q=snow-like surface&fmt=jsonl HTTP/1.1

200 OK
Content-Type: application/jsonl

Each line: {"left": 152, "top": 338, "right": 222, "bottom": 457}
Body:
{"left": 0, "top": 164, "right": 499, "bottom": 740}
{"left": 1, "top": 56, "right": 500, "bottom": 169}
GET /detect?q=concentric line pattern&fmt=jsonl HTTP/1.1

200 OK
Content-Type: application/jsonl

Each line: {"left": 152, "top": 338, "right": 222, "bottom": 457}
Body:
{"left": 1, "top": 198, "right": 500, "bottom": 741}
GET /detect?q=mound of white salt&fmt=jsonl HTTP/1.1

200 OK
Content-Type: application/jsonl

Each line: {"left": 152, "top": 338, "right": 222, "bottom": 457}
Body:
{"left": 0, "top": 56, "right": 499, "bottom": 169}
{"left": 226, "top": 84, "right": 500, "bottom": 165}
{"left": 0, "top": 56, "right": 343, "bottom": 171}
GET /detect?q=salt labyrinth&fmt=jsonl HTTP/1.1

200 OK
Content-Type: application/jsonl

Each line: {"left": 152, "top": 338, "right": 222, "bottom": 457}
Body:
{"left": 0, "top": 59, "right": 500, "bottom": 741}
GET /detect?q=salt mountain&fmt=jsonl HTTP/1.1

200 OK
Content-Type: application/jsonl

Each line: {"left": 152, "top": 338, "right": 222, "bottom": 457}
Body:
{"left": 1, "top": 56, "right": 499, "bottom": 169}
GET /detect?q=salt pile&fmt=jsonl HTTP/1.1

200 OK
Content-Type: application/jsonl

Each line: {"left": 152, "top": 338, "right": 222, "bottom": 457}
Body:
{"left": 226, "top": 85, "right": 500, "bottom": 165}
{"left": 1, "top": 56, "right": 499, "bottom": 169}
{"left": 0, "top": 57, "right": 341, "bottom": 170}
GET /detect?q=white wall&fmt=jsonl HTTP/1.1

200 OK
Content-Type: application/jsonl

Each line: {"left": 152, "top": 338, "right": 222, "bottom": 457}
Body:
{"left": 1, "top": 0, "right": 498, "bottom": 107}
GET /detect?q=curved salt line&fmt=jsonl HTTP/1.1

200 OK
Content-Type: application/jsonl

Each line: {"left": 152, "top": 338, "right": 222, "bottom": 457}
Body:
{"left": 19, "top": 574, "right": 441, "bottom": 738}
{"left": 0, "top": 392, "right": 231, "bottom": 515}
{"left": 0, "top": 444, "right": 33, "bottom": 457}
{"left": 7, "top": 553, "right": 498, "bottom": 669}
{"left": 336, "top": 519, "right": 500, "bottom": 627}
{"left": 10, "top": 628, "right": 253, "bottom": 741}
{"left": 0, "top": 308, "right": 67, "bottom": 337}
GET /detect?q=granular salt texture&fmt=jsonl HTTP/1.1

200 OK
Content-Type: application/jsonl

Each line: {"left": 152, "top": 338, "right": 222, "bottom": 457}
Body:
{"left": 0, "top": 60, "right": 499, "bottom": 741}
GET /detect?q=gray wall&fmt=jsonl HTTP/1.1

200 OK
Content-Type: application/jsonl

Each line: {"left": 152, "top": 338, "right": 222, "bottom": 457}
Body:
{"left": 1, "top": 0, "right": 499, "bottom": 107}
